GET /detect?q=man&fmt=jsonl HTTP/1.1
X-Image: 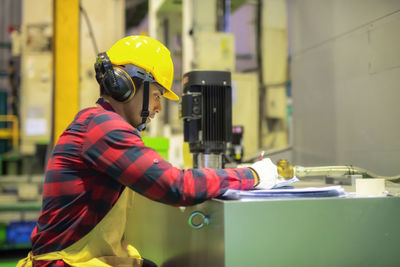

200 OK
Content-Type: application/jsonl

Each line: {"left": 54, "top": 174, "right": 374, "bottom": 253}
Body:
{"left": 18, "top": 35, "right": 277, "bottom": 267}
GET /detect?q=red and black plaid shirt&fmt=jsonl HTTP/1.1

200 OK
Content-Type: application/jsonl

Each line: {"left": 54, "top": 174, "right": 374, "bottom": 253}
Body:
{"left": 31, "top": 98, "right": 255, "bottom": 266}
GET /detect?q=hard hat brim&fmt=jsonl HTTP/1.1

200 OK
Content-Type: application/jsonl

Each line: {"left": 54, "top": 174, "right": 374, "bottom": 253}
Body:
{"left": 163, "top": 90, "right": 179, "bottom": 101}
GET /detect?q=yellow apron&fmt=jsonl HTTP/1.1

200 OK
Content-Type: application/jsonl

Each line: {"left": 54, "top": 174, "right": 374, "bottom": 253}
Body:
{"left": 17, "top": 188, "right": 143, "bottom": 267}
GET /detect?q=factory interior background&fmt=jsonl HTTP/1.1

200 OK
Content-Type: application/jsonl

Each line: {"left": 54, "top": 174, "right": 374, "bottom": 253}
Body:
{"left": 0, "top": 0, "right": 399, "bottom": 266}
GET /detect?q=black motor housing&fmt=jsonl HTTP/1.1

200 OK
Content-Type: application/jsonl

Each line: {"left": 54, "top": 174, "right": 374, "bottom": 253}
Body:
{"left": 180, "top": 70, "right": 232, "bottom": 167}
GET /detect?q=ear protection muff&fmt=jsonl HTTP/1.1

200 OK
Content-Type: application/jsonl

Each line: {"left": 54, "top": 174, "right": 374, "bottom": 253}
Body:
{"left": 94, "top": 51, "right": 159, "bottom": 131}
{"left": 94, "top": 52, "right": 136, "bottom": 102}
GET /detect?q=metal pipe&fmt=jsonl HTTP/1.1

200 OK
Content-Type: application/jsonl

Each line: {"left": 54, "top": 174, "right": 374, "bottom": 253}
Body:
{"left": 195, "top": 153, "right": 223, "bottom": 169}
{"left": 256, "top": 0, "right": 264, "bottom": 149}
{"left": 294, "top": 165, "right": 400, "bottom": 181}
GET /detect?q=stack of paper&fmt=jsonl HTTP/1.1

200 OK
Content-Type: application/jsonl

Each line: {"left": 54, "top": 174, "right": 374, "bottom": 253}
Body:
{"left": 221, "top": 185, "right": 346, "bottom": 200}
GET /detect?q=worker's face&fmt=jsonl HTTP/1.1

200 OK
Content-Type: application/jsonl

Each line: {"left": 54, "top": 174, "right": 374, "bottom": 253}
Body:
{"left": 123, "top": 82, "right": 163, "bottom": 128}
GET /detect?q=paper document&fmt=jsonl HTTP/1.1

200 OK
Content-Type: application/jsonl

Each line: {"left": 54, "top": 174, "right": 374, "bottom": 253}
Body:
{"left": 221, "top": 185, "right": 346, "bottom": 200}
{"left": 272, "top": 177, "right": 300, "bottom": 189}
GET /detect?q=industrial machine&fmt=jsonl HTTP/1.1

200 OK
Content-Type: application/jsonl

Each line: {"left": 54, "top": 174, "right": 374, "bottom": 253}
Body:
{"left": 126, "top": 153, "right": 400, "bottom": 267}
{"left": 230, "top": 125, "right": 244, "bottom": 163}
{"left": 126, "top": 182, "right": 400, "bottom": 267}
{"left": 180, "top": 70, "right": 232, "bottom": 168}
{"left": 128, "top": 67, "right": 400, "bottom": 266}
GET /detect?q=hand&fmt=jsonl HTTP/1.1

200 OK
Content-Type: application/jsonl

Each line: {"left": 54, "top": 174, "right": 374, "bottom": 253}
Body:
{"left": 250, "top": 158, "right": 278, "bottom": 189}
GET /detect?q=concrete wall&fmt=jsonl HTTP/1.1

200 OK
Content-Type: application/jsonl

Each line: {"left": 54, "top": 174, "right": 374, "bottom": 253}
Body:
{"left": 290, "top": 0, "right": 400, "bottom": 175}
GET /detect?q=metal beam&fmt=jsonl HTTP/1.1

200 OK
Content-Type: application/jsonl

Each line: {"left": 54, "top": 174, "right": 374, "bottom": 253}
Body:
{"left": 52, "top": 0, "right": 79, "bottom": 145}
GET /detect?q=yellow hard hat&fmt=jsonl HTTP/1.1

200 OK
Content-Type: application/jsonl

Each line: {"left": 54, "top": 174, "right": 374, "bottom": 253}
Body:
{"left": 107, "top": 35, "right": 179, "bottom": 101}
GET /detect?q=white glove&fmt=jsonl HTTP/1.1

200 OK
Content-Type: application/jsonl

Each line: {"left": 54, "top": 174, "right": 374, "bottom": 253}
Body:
{"left": 250, "top": 158, "right": 278, "bottom": 189}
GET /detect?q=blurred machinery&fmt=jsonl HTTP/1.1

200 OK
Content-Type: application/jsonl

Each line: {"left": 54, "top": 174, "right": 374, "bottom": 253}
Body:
{"left": 19, "top": 6, "right": 53, "bottom": 155}
{"left": 13, "top": 0, "right": 124, "bottom": 155}
{"left": 0, "top": 115, "right": 19, "bottom": 151}
{"left": 230, "top": 125, "right": 244, "bottom": 163}
{"left": 149, "top": 0, "right": 261, "bottom": 160}
{"left": 181, "top": 70, "right": 232, "bottom": 168}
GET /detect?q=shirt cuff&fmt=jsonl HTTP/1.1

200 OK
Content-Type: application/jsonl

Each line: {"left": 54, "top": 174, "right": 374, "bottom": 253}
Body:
{"left": 249, "top": 168, "right": 259, "bottom": 188}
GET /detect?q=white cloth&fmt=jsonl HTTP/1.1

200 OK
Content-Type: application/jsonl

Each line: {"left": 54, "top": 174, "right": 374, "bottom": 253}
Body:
{"left": 250, "top": 158, "right": 278, "bottom": 189}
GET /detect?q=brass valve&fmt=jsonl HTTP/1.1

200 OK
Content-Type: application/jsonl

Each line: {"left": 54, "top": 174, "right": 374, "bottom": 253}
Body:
{"left": 277, "top": 159, "right": 294, "bottom": 179}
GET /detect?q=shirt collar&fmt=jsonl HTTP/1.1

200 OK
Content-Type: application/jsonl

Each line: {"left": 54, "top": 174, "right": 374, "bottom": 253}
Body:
{"left": 96, "top": 97, "right": 115, "bottom": 112}
{"left": 95, "top": 97, "right": 142, "bottom": 138}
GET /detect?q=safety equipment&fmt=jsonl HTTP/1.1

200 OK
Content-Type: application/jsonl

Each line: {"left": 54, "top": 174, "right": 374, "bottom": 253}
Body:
{"left": 95, "top": 53, "right": 133, "bottom": 102}
{"left": 95, "top": 52, "right": 162, "bottom": 103}
{"left": 250, "top": 158, "right": 279, "bottom": 189}
{"left": 138, "top": 81, "right": 150, "bottom": 131}
{"left": 95, "top": 53, "right": 152, "bottom": 130}
{"left": 17, "top": 189, "right": 142, "bottom": 267}
{"left": 106, "top": 35, "right": 179, "bottom": 101}
{"left": 94, "top": 35, "right": 179, "bottom": 131}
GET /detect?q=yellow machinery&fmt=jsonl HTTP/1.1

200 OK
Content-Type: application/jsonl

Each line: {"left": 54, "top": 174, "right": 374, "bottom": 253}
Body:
{"left": 17, "top": 0, "right": 125, "bottom": 154}
{"left": 0, "top": 115, "right": 19, "bottom": 151}
{"left": 0, "top": 115, "right": 19, "bottom": 175}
